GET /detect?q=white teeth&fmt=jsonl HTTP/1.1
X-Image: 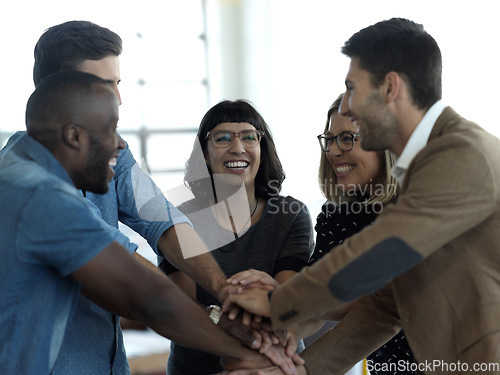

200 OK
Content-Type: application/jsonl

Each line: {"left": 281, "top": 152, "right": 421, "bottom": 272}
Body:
{"left": 225, "top": 161, "right": 249, "bottom": 169}
{"left": 351, "top": 119, "right": 359, "bottom": 129}
{"left": 109, "top": 158, "right": 117, "bottom": 167}
{"left": 336, "top": 165, "right": 354, "bottom": 173}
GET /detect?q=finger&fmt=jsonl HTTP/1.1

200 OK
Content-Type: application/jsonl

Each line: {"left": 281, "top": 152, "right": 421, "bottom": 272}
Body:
{"left": 270, "top": 332, "right": 280, "bottom": 345}
{"left": 276, "top": 330, "right": 287, "bottom": 347}
{"left": 222, "top": 284, "right": 241, "bottom": 298}
{"left": 242, "top": 310, "right": 252, "bottom": 326}
{"left": 227, "top": 269, "right": 259, "bottom": 285}
{"left": 251, "top": 319, "right": 273, "bottom": 332}
{"left": 229, "top": 326, "right": 259, "bottom": 349}
{"left": 263, "top": 347, "right": 296, "bottom": 375}
{"left": 241, "top": 283, "right": 275, "bottom": 292}
{"left": 239, "top": 272, "right": 265, "bottom": 286}
{"left": 291, "top": 353, "right": 305, "bottom": 366}
{"left": 251, "top": 329, "right": 263, "bottom": 349}
{"left": 222, "top": 288, "right": 271, "bottom": 317}
{"left": 222, "top": 295, "right": 234, "bottom": 313}
{"left": 261, "top": 330, "right": 272, "bottom": 344}
{"left": 228, "top": 306, "right": 241, "bottom": 320}
{"left": 257, "top": 278, "right": 279, "bottom": 288}
{"left": 285, "top": 335, "right": 297, "bottom": 358}
{"left": 259, "top": 339, "right": 273, "bottom": 354}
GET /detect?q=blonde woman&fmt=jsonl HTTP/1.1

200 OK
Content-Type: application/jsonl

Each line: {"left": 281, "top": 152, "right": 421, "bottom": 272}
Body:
{"left": 310, "top": 93, "right": 415, "bottom": 374}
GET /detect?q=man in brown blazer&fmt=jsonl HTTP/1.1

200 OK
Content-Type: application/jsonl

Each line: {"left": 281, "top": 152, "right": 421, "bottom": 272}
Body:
{"left": 223, "top": 18, "right": 500, "bottom": 374}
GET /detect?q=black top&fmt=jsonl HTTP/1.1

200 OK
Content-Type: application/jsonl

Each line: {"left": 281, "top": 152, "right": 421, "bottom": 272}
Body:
{"left": 310, "top": 201, "right": 416, "bottom": 375}
{"left": 161, "top": 195, "right": 314, "bottom": 375}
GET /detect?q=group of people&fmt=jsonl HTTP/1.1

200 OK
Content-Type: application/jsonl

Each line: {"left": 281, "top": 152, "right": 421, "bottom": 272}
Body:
{"left": 1, "top": 16, "right": 499, "bottom": 375}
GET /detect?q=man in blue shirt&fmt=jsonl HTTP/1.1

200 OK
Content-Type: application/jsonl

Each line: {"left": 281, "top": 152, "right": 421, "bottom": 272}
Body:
{"left": 30, "top": 21, "right": 234, "bottom": 374}
{"left": 0, "top": 71, "right": 270, "bottom": 374}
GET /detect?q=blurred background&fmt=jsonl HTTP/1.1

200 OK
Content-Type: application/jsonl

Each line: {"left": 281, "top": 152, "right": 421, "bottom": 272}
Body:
{"left": 2, "top": 0, "right": 499, "bottom": 219}
{"left": 1, "top": 1, "right": 498, "bottom": 373}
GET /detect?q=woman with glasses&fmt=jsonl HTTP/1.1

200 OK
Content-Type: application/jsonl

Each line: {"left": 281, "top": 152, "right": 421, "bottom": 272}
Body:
{"left": 159, "top": 99, "right": 314, "bottom": 375}
{"left": 309, "top": 93, "right": 415, "bottom": 375}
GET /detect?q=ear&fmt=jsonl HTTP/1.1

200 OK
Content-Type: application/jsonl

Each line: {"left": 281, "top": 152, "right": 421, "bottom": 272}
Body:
{"left": 62, "top": 124, "right": 85, "bottom": 150}
{"left": 382, "top": 71, "right": 402, "bottom": 103}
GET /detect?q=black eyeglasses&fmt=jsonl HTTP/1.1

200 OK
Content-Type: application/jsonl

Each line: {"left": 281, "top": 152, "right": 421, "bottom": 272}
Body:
{"left": 206, "top": 130, "right": 264, "bottom": 148}
{"left": 317, "top": 132, "right": 360, "bottom": 152}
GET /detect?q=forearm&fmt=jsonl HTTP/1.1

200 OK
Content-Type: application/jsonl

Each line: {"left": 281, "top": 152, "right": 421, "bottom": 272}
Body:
{"left": 269, "top": 266, "right": 348, "bottom": 331}
{"left": 81, "top": 288, "right": 136, "bottom": 319}
{"left": 82, "top": 252, "right": 168, "bottom": 319}
{"left": 291, "top": 301, "right": 353, "bottom": 339}
{"left": 301, "top": 292, "right": 401, "bottom": 374}
{"left": 294, "top": 319, "right": 326, "bottom": 339}
{"left": 157, "top": 223, "right": 227, "bottom": 301}
{"left": 72, "top": 242, "right": 248, "bottom": 361}
{"left": 147, "top": 281, "right": 248, "bottom": 359}
{"left": 134, "top": 251, "right": 166, "bottom": 277}
{"left": 169, "top": 270, "right": 197, "bottom": 299}
{"left": 80, "top": 253, "right": 162, "bottom": 319}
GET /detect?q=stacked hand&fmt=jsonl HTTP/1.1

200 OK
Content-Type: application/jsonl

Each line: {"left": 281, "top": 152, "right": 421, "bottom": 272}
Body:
{"left": 218, "top": 270, "right": 305, "bottom": 375}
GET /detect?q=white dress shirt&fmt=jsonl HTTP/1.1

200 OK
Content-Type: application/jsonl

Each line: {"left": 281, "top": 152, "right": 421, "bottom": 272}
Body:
{"left": 391, "top": 100, "right": 448, "bottom": 187}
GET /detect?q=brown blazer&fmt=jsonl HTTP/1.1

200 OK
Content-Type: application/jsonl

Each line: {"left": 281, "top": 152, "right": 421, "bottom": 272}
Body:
{"left": 270, "top": 107, "right": 500, "bottom": 373}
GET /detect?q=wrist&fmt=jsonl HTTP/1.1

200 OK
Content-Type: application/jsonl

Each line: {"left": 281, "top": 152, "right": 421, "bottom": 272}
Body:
{"left": 217, "top": 282, "right": 232, "bottom": 303}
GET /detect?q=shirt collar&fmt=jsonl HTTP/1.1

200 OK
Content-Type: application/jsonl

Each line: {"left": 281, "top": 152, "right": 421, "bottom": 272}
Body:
{"left": 391, "top": 100, "right": 447, "bottom": 186}
{"left": 3, "top": 131, "right": 75, "bottom": 187}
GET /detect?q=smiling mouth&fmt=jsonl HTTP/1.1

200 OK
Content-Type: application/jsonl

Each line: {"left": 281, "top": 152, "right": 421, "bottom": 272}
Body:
{"left": 351, "top": 118, "right": 359, "bottom": 129}
{"left": 109, "top": 157, "right": 117, "bottom": 168}
{"left": 336, "top": 165, "right": 354, "bottom": 174}
{"left": 224, "top": 161, "right": 249, "bottom": 170}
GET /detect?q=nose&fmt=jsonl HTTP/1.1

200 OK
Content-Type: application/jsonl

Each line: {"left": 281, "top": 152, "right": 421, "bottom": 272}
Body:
{"left": 228, "top": 136, "right": 245, "bottom": 154}
{"left": 328, "top": 139, "right": 343, "bottom": 157}
{"left": 117, "top": 135, "right": 126, "bottom": 150}
{"left": 111, "top": 84, "right": 122, "bottom": 105}
{"left": 339, "top": 91, "right": 351, "bottom": 117}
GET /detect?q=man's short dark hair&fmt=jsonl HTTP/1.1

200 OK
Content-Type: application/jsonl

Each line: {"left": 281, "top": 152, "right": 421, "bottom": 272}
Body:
{"left": 341, "top": 18, "right": 442, "bottom": 110}
{"left": 33, "top": 20, "right": 122, "bottom": 86}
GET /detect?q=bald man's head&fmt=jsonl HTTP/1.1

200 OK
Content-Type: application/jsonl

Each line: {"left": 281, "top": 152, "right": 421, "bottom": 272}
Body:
{"left": 26, "top": 70, "right": 118, "bottom": 150}
{"left": 26, "top": 70, "right": 124, "bottom": 193}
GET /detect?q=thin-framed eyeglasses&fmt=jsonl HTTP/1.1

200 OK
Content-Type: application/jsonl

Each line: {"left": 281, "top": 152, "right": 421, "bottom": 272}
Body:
{"left": 317, "top": 131, "right": 360, "bottom": 152}
{"left": 206, "top": 129, "right": 265, "bottom": 148}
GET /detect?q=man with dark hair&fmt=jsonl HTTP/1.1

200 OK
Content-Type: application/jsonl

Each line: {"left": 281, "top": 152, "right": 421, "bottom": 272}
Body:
{"left": 0, "top": 71, "right": 272, "bottom": 375}
{"left": 27, "top": 20, "right": 243, "bottom": 374}
{"left": 33, "top": 21, "right": 123, "bottom": 86}
{"left": 223, "top": 18, "right": 500, "bottom": 374}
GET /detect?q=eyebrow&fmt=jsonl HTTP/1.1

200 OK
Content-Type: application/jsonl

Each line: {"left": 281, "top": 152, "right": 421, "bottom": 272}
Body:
{"left": 325, "top": 130, "right": 357, "bottom": 137}
{"left": 103, "top": 78, "right": 121, "bottom": 85}
{"left": 214, "top": 127, "right": 257, "bottom": 132}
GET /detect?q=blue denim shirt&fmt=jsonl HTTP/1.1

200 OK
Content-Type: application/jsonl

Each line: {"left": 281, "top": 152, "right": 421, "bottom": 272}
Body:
{"left": 53, "top": 134, "right": 189, "bottom": 374}
{"left": 0, "top": 133, "right": 130, "bottom": 374}
{"left": 1, "top": 132, "right": 190, "bottom": 374}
